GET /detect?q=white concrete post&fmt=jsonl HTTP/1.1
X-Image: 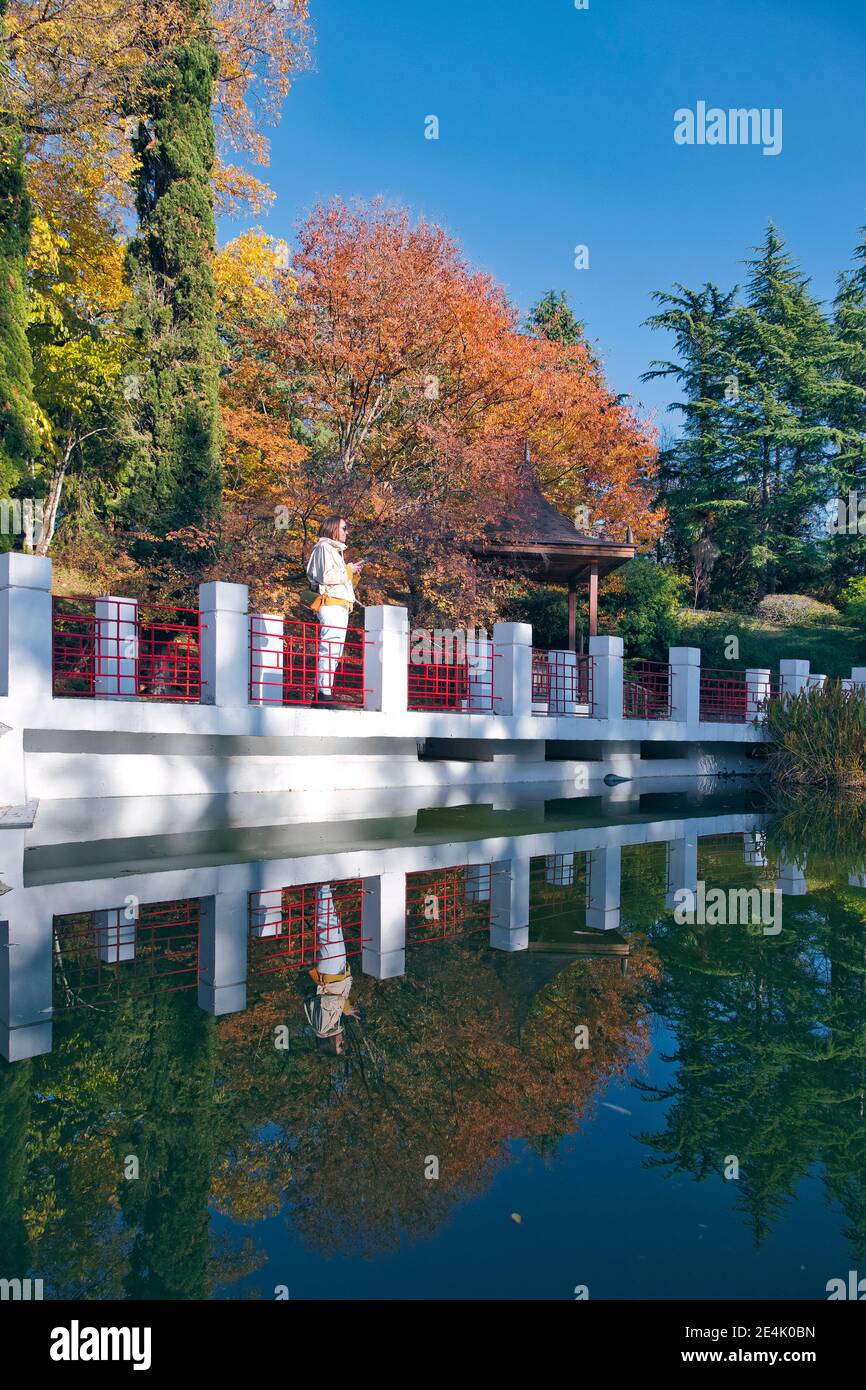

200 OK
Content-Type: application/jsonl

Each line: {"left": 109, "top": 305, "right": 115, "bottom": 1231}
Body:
{"left": 546, "top": 852, "right": 575, "bottom": 886}
{"left": 492, "top": 621, "right": 532, "bottom": 717}
{"left": 199, "top": 581, "right": 250, "bottom": 708}
{"left": 0, "top": 906, "right": 53, "bottom": 1060}
{"left": 249, "top": 890, "right": 283, "bottom": 939}
{"left": 198, "top": 892, "right": 248, "bottom": 1016}
{"left": 808, "top": 674, "right": 827, "bottom": 691}
{"left": 588, "top": 635, "right": 623, "bottom": 721}
{"left": 249, "top": 613, "right": 285, "bottom": 705}
{"left": 665, "top": 837, "right": 698, "bottom": 911}
{"left": 850, "top": 666, "right": 866, "bottom": 691}
{"left": 0, "top": 552, "right": 53, "bottom": 705}
{"left": 669, "top": 646, "right": 701, "bottom": 729}
{"left": 779, "top": 658, "right": 810, "bottom": 701}
{"left": 777, "top": 861, "right": 807, "bottom": 896}
{"left": 746, "top": 667, "right": 772, "bottom": 723}
{"left": 744, "top": 831, "right": 768, "bottom": 868}
{"left": 94, "top": 903, "right": 138, "bottom": 963}
{"left": 586, "top": 844, "right": 621, "bottom": 931}
{"left": 364, "top": 605, "right": 409, "bottom": 714}
{"left": 361, "top": 870, "right": 406, "bottom": 979}
{"left": 489, "top": 855, "right": 529, "bottom": 951}
{"left": 95, "top": 596, "right": 138, "bottom": 699}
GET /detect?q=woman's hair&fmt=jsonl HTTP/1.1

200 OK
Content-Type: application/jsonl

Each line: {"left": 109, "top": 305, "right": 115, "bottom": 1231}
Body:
{"left": 319, "top": 515, "right": 346, "bottom": 541}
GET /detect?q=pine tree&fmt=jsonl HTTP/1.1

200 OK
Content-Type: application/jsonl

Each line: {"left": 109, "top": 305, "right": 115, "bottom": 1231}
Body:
{"left": 527, "top": 290, "right": 587, "bottom": 346}
{"left": 123, "top": 3, "right": 222, "bottom": 539}
{"left": 829, "top": 228, "right": 866, "bottom": 583}
{"left": 0, "top": 0, "right": 39, "bottom": 496}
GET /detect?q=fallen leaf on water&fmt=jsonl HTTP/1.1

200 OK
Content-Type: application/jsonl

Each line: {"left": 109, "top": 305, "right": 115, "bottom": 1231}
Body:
{"left": 510, "top": 1212, "right": 522, "bottom": 1224}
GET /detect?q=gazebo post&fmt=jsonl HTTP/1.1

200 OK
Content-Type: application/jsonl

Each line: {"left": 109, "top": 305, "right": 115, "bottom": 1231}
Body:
{"left": 588, "top": 560, "right": 599, "bottom": 638}
{"left": 568, "top": 576, "right": 577, "bottom": 653}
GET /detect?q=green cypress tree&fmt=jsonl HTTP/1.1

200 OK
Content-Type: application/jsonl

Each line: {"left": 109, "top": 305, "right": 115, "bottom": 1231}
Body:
{"left": 829, "top": 229, "right": 866, "bottom": 585}
{"left": 123, "top": 3, "right": 222, "bottom": 539}
{"left": 0, "top": 0, "right": 39, "bottom": 496}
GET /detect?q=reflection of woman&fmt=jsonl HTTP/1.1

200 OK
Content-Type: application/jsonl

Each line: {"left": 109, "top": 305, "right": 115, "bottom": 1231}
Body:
{"left": 305, "top": 516, "right": 367, "bottom": 707}
{"left": 303, "top": 884, "right": 359, "bottom": 1054}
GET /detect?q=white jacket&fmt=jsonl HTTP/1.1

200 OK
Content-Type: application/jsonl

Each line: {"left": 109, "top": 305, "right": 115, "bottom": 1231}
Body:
{"left": 306, "top": 537, "right": 356, "bottom": 607}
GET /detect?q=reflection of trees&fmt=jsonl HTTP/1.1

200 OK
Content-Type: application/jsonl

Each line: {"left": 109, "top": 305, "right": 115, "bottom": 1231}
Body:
{"left": 0, "top": 1060, "right": 32, "bottom": 1279}
{"left": 638, "top": 887, "right": 866, "bottom": 1260}
{"left": 214, "top": 936, "right": 659, "bottom": 1261}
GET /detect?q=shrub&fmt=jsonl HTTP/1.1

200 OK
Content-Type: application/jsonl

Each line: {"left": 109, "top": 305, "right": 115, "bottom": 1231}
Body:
{"left": 765, "top": 681, "right": 866, "bottom": 788}
{"left": 601, "top": 558, "right": 688, "bottom": 660}
{"left": 754, "top": 593, "right": 839, "bottom": 627}
{"left": 840, "top": 576, "right": 866, "bottom": 635}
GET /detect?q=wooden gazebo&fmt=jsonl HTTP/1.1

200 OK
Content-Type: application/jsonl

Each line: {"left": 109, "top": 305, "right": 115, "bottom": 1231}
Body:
{"left": 473, "top": 445, "right": 636, "bottom": 650}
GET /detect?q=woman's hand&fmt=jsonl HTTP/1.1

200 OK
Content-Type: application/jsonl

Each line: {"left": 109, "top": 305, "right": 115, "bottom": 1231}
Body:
{"left": 353, "top": 558, "right": 368, "bottom": 573}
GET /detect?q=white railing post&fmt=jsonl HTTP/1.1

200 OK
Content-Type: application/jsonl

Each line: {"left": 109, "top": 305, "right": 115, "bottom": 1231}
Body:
{"left": 746, "top": 667, "right": 772, "bottom": 723}
{"left": 364, "top": 605, "right": 409, "bottom": 714}
{"left": 95, "top": 596, "right": 138, "bottom": 699}
{"left": 361, "top": 871, "right": 406, "bottom": 978}
{"left": 588, "top": 635, "right": 623, "bottom": 720}
{"left": 489, "top": 855, "right": 529, "bottom": 951}
{"left": 94, "top": 904, "right": 138, "bottom": 963}
{"left": 547, "top": 649, "right": 578, "bottom": 715}
{"left": 198, "top": 892, "right": 249, "bottom": 1015}
{"left": 249, "top": 613, "right": 284, "bottom": 705}
{"left": 850, "top": 666, "right": 866, "bottom": 691}
{"left": 665, "top": 837, "right": 698, "bottom": 911}
{"left": 669, "top": 646, "right": 701, "bottom": 729}
{"left": 586, "top": 844, "right": 622, "bottom": 931}
{"left": 0, "top": 552, "right": 53, "bottom": 705}
{"left": 779, "top": 658, "right": 810, "bottom": 700}
{"left": 0, "top": 906, "right": 53, "bottom": 1060}
{"left": 492, "top": 621, "right": 532, "bottom": 717}
{"left": 199, "top": 581, "right": 250, "bottom": 707}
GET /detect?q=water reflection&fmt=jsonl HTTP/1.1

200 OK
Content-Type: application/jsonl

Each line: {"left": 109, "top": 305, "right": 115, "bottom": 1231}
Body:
{"left": 1, "top": 778, "right": 865, "bottom": 1297}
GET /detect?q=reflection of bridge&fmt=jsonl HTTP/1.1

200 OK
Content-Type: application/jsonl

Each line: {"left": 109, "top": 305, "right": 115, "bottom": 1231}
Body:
{"left": 1, "top": 779, "right": 810, "bottom": 1061}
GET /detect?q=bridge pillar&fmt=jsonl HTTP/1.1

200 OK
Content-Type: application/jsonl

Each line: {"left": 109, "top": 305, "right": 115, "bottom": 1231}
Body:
{"left": 361, "top": 870, "right": 406, "bottom": 978}
{"left": 588, "top": 635, "right": 623, "bottom": 721}
{"left": 364, "top": 606, "right": 409, "bottom": 715}
{"left": 669, "top": 646, "right": 701, "bottom": 729}
{"left": 198, "top": 891, "right": 248, "bottom": 1015}
{"left": 199, "top": 581, "right": 250, "bottom": 708}
{"left": 490, "top": 856, "right": 529, "bottom": 951}
{"left": 665, "top": 837, "right": 698, "bottom": 911}
{"left": 586, "top": 844, "right": 621, "bottom": 931}
{"left": 0, "top": 900, "right": 53, "bottom": 1060}
{"left": 492, "top": 621, "right": 532, "bottom": 717}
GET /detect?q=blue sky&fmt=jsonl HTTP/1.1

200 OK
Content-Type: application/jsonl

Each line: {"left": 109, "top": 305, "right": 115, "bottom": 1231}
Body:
{"left": 228, "top": 0, "right": 866, "bottom": 435}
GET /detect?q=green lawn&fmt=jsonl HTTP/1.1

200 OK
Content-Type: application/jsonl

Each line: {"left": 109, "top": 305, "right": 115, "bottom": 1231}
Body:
{"left": 675, "top": 609, "right": 866, "bottom": 679}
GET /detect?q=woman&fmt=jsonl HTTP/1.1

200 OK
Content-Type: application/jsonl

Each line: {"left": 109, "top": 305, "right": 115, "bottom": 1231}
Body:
{"left": 305, "top": 515, "right": 366, "bottom": 706}
{"left": 303, "top": 883, "right": 360, "bottom": 1054}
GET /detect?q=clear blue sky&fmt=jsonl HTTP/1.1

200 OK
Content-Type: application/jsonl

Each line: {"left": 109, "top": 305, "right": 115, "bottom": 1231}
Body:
{"left": 228, "top": 0, "right": 866, "bottom": 435}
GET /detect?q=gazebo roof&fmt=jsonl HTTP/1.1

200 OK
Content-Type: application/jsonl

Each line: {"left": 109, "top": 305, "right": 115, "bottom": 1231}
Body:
{"left": 473, "top": 456, "right": 636, "bottom": 583}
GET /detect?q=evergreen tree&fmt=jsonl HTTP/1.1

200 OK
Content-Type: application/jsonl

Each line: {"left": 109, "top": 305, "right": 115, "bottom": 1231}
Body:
{"left": 527, "top": 289, "right": 587, "bottom": 346}
{"left": 828, "top": 228, "right": 866, "bottom": 584}
{"left": 0, "top": 0, "right": 39, "bottom": 496}
{"left": 123, "top": 3, "right": 222, "bottom": 539}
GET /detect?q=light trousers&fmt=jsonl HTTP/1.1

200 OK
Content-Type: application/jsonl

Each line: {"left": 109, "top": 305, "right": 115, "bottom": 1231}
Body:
{"left": 314, "top": 883, "right": 347, "bottom": 973}
{"left": 316, "top": 605, "right": 350, "bottom": 696}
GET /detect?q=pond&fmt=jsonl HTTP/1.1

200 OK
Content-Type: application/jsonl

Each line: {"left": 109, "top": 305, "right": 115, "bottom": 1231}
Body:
{"left": 1, "top": 778, "right": 863, "bottom": 1301}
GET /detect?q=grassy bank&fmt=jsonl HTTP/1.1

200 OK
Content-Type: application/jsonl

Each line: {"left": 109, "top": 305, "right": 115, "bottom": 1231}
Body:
{"left": 675, "top": 609, "right": 865, "bottom": 678}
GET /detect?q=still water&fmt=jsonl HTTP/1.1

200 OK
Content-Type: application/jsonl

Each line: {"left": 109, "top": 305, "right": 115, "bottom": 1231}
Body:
{"left": 1, "top": 779, "right": 864, "bottom": 1300}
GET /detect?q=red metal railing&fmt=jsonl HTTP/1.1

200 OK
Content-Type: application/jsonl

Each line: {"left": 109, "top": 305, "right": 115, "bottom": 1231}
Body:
{"left": 52, "top": 899, "right": 201, "bottom": 1007}
{"left": 249, "top": 615, "right": 368, "bottom": 707}
{"left": 404, "top": 865, "right": 492, "bottom": 944}
{"left": 623, "top": 659, "right": 672, "bottom": 720}
{"left": 248, "top": 879, "right": 366, "bottom": 975}
{"left": 407, "top": 633, "right": 498, "bottom": 712}
{"left": 531, "top": 649, "right": 594, "bottom": 716}
{"left": 699, "top": 669, "right": 780, "bottom": 723}
{"left": 52, "top": 595, "right": 202, "bottom": 701}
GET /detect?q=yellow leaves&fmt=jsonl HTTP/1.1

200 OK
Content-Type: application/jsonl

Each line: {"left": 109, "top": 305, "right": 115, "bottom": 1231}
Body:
{"left": 215, "top": 227, "right": 296, "bottom": 329}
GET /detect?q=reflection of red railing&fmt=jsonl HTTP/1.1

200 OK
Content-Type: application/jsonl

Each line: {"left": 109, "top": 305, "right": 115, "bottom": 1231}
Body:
{"left": 624, "top": 660, "right": 672, "bottom": 720}
{"left": 248, "top": 879, "right": 366, "bottom": 974}
{"left": 531, "top": 650, "right": 594, "bottom": 716}
{"left": 407, "top": 636, "right": 497, "bottom": 712}
{"left": 53, "top": 899, "right": 201, "bottom": 1007}
{"left": 405, "top": 865, "right": 492, "bottom": 944}
{"left": 699, "top": 669, "right": 780, "bottom": 723}
{"left": 249, "top": 615, "right": 368, "bottom": 707}
{"left": 52, "top": 595, "right": 202, "bottom": 702}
